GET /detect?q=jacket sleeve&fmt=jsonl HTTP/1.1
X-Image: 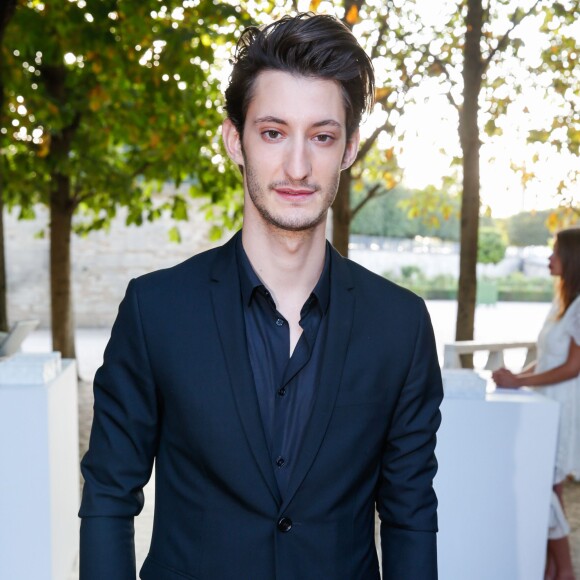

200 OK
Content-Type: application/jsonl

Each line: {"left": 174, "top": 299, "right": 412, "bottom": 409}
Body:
{"left": 378, "top": 300, "right": 443, "bottom": 579}
{"left": 79, "top": 279, "right": 159, "bottom": 580}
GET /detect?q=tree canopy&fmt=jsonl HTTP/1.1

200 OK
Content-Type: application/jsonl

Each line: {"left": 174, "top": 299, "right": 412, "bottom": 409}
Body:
{"left": 2, "top": 0, "right": 246, "bottom": 228}
{"left": 1, "top": 0, "right": 249, "bottom": 355}
{"left": 2, "top": 0, "right": 578, "bottom": 357}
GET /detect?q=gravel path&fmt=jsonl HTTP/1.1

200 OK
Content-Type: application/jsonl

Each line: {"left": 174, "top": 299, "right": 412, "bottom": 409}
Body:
{"left": 565, "top": 481, "right": 580, "bottom": 574}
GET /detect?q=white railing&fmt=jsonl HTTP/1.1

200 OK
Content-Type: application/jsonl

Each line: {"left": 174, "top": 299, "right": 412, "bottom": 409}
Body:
{"left": 443, "top": 341, "right": 537, "bottom": 371}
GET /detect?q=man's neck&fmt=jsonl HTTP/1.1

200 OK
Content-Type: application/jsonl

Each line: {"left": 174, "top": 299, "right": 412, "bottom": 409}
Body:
{"left": 241, "top": 223, "right": 326, "bottom": 298}
{"left": 242, "top": 220, "right": 327, "bottom": 355}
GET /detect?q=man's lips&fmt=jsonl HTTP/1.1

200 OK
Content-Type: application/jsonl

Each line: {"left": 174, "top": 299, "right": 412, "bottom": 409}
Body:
{"left": 273, "top": 187, "right": 317, "bottom": 196}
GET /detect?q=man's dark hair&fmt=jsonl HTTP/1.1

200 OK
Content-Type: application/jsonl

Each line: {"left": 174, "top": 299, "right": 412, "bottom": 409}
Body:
{"left": 225, "top": 13, "right": 375, "bottom": 140}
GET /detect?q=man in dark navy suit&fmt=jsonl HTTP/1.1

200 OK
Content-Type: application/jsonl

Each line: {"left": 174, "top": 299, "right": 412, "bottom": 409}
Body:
{"left": 80, "top": 13, "right": 442, "bottom": 579}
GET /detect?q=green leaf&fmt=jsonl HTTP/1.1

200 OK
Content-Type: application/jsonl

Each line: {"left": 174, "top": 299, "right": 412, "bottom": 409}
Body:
{"left": 528, "top": 129, "right": 551, "bottom": 143}
{"left": 171, "top": 196, "right": 188, "bottom": 221}
{"left": 168, "top": 225, "right": 181, "bottom": 243}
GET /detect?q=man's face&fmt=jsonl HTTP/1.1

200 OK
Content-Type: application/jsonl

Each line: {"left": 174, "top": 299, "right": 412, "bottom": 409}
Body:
{"left": 223, "top": 70, "right": 359, "bottom": 233}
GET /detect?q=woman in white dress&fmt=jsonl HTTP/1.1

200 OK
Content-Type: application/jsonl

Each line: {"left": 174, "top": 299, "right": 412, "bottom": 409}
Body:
{"left": 493, "top": 227, "right": 580, "bottom": 580}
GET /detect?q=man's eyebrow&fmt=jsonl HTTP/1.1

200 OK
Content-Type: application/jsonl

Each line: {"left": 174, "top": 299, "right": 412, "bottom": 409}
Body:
{"left": 254, "top": 116, "right": 287, "bottom": 125}
{"left": 312, "top": 119, "right": 342, "bottom": 129}
{"left": 254, "top": 116, "right": 343, "bottom": 129}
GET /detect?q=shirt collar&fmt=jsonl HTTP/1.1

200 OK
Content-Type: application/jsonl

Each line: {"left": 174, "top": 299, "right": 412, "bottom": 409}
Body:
{"left": 236, "top": 234, "right": 331, "bottom": 313}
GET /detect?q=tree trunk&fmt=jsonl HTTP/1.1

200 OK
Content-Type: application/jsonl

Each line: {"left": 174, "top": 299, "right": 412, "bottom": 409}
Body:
{"left": 455, "top": 0, "right": 484, "bottom": 367}
{"left": 0, "top": 0, "right": 17, "bottom": 333}
{"left": 332, "top": 169, "right": 352, "bottom": 256}
{"left": 41, "top": 63, "right": 79, "bottom": 359}
{"left": 50, "top": 175, "right": 76, "bottom": 359}
{"left": 0, "top": 195, "right": 7, "bottom": 332}
{"left": 331, "top": 0, "right": 363, "bottom": 257}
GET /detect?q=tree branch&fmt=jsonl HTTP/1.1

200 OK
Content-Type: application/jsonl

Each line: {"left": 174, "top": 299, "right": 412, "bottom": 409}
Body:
{"left": 352, "top": 183, "right": 381, "bottom": 217}
{"left": 355, "top": 119, "right": 391, "bottom": 165}
{"left": 341, "top": 0, "right": 366, "bottom": 31}
{"left": 483, "top": 0, "right": 542, "bottom": 69}
{"left": 432, "top": 55, "right": 462, "bottom": 112}
{"left": 0, "top": 0, "right": 17, "bottom": 41}
{"left": 351, "top": 182, "right": 397, "bottom": 217}
{"left": 370, "top": 17, "right": 390, "bottom": 60}
{"left": 72, "top": 189, "right": 96, "bottom": 208}
{"left": 72, "top": 158, "right": 149, "bottom": 206}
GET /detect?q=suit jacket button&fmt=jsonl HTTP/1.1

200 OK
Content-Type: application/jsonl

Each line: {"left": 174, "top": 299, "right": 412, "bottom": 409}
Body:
{"left": 277, "top": 516, "right": 292, "bottom": 533}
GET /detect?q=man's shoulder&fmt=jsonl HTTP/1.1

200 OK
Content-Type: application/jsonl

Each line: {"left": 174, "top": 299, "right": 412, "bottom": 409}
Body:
{"left": 130, "top": 236, "right": 234, "bottom": 297}
{"left": 142, "top": 245, "right": 220, "bottom": 280}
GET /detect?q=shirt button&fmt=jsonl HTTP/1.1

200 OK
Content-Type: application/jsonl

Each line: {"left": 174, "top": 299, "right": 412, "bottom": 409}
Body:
{"left": 277, "top": 516, "right": 293, "bottom": 533}
{"left": 275, "top": 318, "right": 284, "bottom": 327}
{"left": 278, "top": 387, "right": 286, "bottom": 397}
{"left": 275, "top": 456, "right": 285, "bottom": 468}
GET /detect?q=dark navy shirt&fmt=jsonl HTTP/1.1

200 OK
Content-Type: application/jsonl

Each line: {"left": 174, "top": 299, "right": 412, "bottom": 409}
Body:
{"left": 236, "top": 236, "right": 330, "bottom": 497}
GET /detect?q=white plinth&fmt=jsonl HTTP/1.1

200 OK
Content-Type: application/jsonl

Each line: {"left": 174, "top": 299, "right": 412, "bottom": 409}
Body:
{"left": 435, "top": 388, "right": 559, "bottom": 580}
{"left": 0, "top": 358, "right": 79, "bottom": 580}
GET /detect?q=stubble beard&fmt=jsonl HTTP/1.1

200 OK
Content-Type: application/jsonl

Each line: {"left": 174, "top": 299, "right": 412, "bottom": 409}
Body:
{"left": 243, "top": 155, "right": 340, "bottom": 233}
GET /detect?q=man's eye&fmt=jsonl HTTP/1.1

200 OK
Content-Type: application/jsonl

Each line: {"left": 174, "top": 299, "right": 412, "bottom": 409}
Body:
{"left": 263, "top": 130, "right": 281, "bottom": 140}
{"left": 315, "top": 134, "right": 334, "bottom": 143}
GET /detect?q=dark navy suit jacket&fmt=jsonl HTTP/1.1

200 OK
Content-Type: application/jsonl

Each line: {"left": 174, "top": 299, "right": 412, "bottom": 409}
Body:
{"left": 79, "top": 232, "right": 443, "bottom": 579}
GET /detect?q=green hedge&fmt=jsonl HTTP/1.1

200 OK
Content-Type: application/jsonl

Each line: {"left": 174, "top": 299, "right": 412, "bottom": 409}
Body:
{"left": 385, "top": 271, "right": 554, "bottom": 303}
{"left": 497, "top": 290, "right": 553, "bottom": 302}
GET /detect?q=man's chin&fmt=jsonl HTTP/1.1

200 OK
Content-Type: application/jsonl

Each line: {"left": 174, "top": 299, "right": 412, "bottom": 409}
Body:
{"left": 262, "top": 213, "right": 326, "bottom": 233}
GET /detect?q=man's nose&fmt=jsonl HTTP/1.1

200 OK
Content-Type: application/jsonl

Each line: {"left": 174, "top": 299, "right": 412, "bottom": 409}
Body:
{"left": 284, "top": 139, "right": 311, "bottom": 182}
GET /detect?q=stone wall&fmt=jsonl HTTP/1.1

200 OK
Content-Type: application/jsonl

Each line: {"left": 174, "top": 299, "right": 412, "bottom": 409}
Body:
{"left": 6, "top": 203, "right": 225, "bottom": 328}
{"left": 7, "top": 207, "right": 551, "bottom": 330}
{"left": 349, "top": 235, "right": 551, "bottom": 279}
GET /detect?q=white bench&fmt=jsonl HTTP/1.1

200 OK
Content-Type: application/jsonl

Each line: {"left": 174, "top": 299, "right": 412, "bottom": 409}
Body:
{"left": 443, "top": 340, "right": 537, "bottom": 371}
{"left": 0, "top": 319, "right": 40, "bottom": 357}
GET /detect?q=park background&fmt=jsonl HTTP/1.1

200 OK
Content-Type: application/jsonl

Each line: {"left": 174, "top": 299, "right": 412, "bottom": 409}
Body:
{"left": 1, "top": 0, "right": 579, "bottom": 578}
{"left": 1, "top": 0, "right": 579, "bottom": 359}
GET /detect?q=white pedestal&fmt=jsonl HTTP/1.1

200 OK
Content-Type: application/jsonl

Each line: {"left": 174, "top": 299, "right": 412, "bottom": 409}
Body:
{"left": 435, "top": 388, "right": 559, "bottom": 580}
{"left": 0, "top": 358, "right": 79, "bottom": 580}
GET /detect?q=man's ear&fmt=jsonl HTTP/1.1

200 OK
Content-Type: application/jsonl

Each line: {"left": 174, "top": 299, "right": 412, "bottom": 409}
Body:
{"left": 222, "top": 118, "right": 245, "bottom": 167}
{"left": 341, "top": 128, "right": 360, "bottom": 170}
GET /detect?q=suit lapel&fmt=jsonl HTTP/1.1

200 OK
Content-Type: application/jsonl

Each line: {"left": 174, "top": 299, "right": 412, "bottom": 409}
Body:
{"left": 210, "top": 233, "right": 281, "bottom": 505}
{"left": 281, "top": 248, "right": 355, "bottom": 510}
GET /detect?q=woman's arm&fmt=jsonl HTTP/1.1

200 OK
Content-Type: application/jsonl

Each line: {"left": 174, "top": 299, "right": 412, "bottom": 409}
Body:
{"left": 492, "top": 339, "right": 580, "bottom": 388}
